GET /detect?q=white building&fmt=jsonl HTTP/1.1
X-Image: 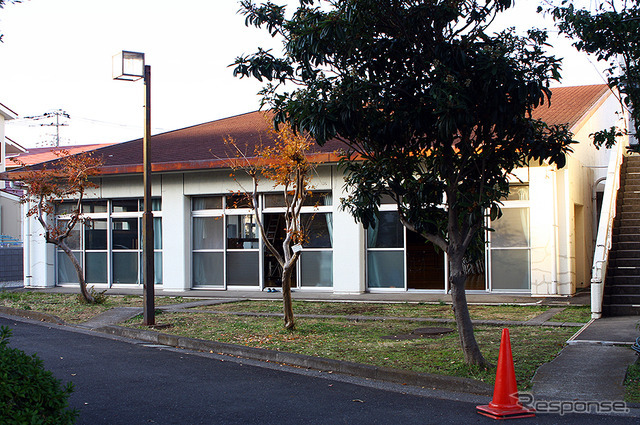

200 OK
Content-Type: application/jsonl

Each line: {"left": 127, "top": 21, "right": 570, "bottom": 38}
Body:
{"left": 0, "top": 102, "right": 22, "bottom": 243}
{"left": 7, "top": 85, "right": 627, "bottom": 296}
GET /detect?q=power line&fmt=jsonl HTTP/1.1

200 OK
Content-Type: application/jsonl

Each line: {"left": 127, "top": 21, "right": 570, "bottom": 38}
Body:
{"left": 22, "top": 109, "right": 70, "bottom": 147}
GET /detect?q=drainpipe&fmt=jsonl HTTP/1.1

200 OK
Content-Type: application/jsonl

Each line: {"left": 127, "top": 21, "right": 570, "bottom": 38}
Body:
{"left": 24, "top": 208, "right": 31, "bottom": 287}
{"left": 551, "top": 167, "right": 559, "bottom": 295}
{"left": 593, "top": 177, "right": 606, "bottom": 244}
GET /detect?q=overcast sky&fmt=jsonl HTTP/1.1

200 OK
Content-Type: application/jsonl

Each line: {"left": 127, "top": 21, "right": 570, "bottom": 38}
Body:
{"left": 0, "top": 0, "right": 607, "bottom": 148}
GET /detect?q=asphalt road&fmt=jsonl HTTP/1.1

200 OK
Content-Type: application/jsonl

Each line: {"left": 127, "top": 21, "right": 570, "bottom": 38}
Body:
{"left": 1, "top": 315, "right": 637, "bottom": 425}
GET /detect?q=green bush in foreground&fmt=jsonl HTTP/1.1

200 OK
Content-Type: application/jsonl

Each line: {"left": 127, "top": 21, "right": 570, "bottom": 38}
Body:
{"left": 0, "top": 326, "right": 77, "bottom": 424}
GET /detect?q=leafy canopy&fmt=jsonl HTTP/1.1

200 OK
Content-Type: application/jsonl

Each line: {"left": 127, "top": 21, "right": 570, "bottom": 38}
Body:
{"left": 234, "top": 0, "right": 574, "bottom": 255}
{"left": 551, "top": 0, "right": 640, "bottom": 148}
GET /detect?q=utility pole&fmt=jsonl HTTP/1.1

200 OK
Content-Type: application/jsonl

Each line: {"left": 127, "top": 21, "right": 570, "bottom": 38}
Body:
{"left": 23, "top": 109, "right": 70, "bottom": 147}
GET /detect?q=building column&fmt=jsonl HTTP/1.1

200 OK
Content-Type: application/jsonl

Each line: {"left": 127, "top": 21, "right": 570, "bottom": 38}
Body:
{"left": 331, "top": 166, "right": 365, "bottom": 294}
{"left": 160, "top": 174, "right": 190, "bottom": 291}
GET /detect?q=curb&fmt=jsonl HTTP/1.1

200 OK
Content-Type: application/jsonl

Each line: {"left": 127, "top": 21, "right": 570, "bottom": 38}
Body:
{"left": 97, "top": 324, "right": 493, "bottom": 396}
{"left": 0, "top": 306, "right": 66, "bottom": 325}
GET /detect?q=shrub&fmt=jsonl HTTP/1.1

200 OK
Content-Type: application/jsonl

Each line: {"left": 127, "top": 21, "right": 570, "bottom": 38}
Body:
{"left": 0, "top": 326, "right": 78, "bottom": 424}
{"left": 77, "top": 286, "right": 108, "bottom": 305}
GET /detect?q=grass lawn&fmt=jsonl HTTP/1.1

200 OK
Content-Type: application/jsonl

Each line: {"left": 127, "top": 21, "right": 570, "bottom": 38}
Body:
{"left": 549, "top": 305, "right": 592, "bottom": 323}
{"left": 625, "top": 361, "right": 640, "bottom": 403}
{"left": 0, "top": 290, "right": 189, "bottom": 324}
{"left": 126, "top": 309, "right": 576, "bottom": 389}
{"left": 199, "top": 300, "right": 551, "bottom": 321}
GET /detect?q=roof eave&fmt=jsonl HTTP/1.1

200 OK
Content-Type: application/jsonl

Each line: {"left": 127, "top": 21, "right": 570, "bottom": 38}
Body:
{"left": 95, "top": 152, "right": 343, "bottom": 176}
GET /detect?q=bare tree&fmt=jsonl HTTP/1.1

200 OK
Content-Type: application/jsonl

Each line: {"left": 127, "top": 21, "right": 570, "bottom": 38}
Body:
{"left": 225, "top": 120, "right": 316, "bottom": 330}
{"left": 19, "top": 150, "right": 102, "bottom": 303}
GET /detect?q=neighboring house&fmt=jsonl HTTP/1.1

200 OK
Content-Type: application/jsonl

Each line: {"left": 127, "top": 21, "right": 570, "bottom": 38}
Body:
{"left": 0, "top": 102, "right": 21, "bottom": 243}
{"left": 4, "top": 85, "right": 627, "bottom": 297}
{"left": 0, "top": 102, "right": 22, "bottom": 285}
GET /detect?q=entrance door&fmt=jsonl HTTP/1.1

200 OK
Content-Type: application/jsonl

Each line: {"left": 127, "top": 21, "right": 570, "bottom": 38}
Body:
{"left": 262, "top": 213, "right": 297, "bottom": 289}
{"left": 406, "top": 230, "right": 445, "bottom": 290}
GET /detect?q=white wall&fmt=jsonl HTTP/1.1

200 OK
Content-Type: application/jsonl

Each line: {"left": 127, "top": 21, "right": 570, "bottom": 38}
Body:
{"left": 0, "top": 191, "right": 22, "bottom": 239}
{"left": 161, "top": 173, "right": 190, "bottom": 291}
{"left": 529, "top": 90, "right": 622, "bottom": 296}
{"left": 1, "top": 114, "right": 5, "bottom": 173}
{"left": 23, "top": 209, "right": 55, "bottom": 287}
{"left": 331, "top": 165, "right": 365, "bottom": 294}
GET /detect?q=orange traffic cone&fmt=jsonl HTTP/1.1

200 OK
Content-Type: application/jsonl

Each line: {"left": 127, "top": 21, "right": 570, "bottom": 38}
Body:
{"left": 476, "top": 328, "right": 535, "bottom": 420}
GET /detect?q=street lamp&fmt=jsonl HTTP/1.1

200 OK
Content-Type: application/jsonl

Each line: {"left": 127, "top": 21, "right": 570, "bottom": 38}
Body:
{"left": 113, "top": 50, "right": 155, "bottom": 326}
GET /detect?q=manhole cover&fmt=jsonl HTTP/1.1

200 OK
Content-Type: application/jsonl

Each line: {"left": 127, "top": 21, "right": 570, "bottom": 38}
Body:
{"left": 412, "top": 327, "right": 454, "bottom": 336}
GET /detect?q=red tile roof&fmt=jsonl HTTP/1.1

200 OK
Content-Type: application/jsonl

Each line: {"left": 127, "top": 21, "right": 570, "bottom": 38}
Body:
{"left": 532, "top": 84, "right": 610, "bottom": 129}
{"left": 6, "top": 144, "right": 115, "bottom": 168}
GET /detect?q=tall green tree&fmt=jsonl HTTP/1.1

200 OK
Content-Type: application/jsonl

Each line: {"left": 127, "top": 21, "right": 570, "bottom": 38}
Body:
{"left": 551, "top": 0, "right": 640, "bottom": 149}
{"left": 233, "top": 0, "right": 574, "bottom": 366}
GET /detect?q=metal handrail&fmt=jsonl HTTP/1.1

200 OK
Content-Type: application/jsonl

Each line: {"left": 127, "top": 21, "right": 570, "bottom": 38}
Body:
{"left": 590, "top": 138, "right": 626, "bottom": 319}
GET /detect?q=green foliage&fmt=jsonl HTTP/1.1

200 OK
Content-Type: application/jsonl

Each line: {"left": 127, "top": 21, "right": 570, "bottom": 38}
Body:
{"left": 0, "top": 326, "right": 77, "bottom": 425}
{"left": 234, "top": 0, "right": 574, "bottom": 365}
{"left": 552, "top": 0, "right": 640, "bottom": 148}
{"left": 234, "top": 0, "right": 573, "bottom": 255}
{"left": 591, "top": 126, "right": 625, "bottom": 150}
{"left": 77, "top": 286, "right": 107, "bottom": 305}
{"left": 624, "top": 360, "right": 640, "bottom": 403}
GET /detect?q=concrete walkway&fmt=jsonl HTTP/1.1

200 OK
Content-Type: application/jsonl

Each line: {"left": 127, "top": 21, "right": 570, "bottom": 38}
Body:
{"left": 532, "top": 316, "right": 639, "bottom": 402}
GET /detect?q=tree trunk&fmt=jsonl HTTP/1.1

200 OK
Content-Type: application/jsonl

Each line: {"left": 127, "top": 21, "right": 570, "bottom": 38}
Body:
{"left": 58, "top": 242, "right": 95, "bottom": 304}
{"left": 281, "top": 263, "right": 295, "bottom": 330}
{"left": 449, "top": 250, "right": 489, "bottom": 367}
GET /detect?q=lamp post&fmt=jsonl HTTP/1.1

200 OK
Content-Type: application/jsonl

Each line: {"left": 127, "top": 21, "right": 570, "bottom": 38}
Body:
{"left": 113, "top": 51, "right": 155, "bottom": 326}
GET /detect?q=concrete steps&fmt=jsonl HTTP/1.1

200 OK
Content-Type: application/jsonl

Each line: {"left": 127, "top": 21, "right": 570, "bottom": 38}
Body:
{"left": 604, "top": 156, "right": 640, "bottom": 316}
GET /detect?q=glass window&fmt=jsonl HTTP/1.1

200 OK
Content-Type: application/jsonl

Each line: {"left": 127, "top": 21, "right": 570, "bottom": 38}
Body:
{"left": 86, "top": 252, "right": 107, "bottom": 283}
{"left": 491, "top": 208, "right": 529, "bottom": 248}
{"left": 112, "top": 218, "right": 139, "bottom": 250}
{"left": 367, "top": 211, "right": 403, "bottom": 248}
{"left": 153, "top": 217, "right": 162, "bottom": 250}
{"left": 264, "top": 191, "right": 332, "bottom": 208}
{"left": 263, "top": 193, "right": 287, "bottom": 208}
{"left": 56, "top": 202, "right": 78, "bottom": 216}
{"left": 57, "top": 252, "right": 80, "bottom": 284}
{"left": 138, "top": 198, "right": 162, "bottom": 211}
{"left": 154, "top": 252, "right": 163, "bottom": 285}
{"left": 367, "top": 251, "right": 404, "bottom": 288}
{"left": 303, "top": 191, "right": 332, "bottom": 206}
{"left": 227, "top": 215, "right": 258, "bottom": 249}
{"left": 112, "top": 199, "right": 139, "bottom": 213}
{"left": 57, "top": 221, "right": 81, "bottom": 250}
{"left": 302, "top": 213, "right": 333, "bottom": 248}
{"left": 300, "top": 251, "right": 333, "bottom": 287}
{"left": 227, "top": 252, "right": 259, "bottom": 285}
{"left": 504, "top": 185, "right": 529, "bottom": 201}
{"left": 193, "top": 252, "right": 224, "bottom": 287}
{"left": 82, "top": 201, "right": 108, "bottom": 213}
{"left": 226, "top": 194, "right": 252, "bottom": 209}
{"left": 113, "top": 252, "right": 138, "bottom": 284}
{"left": 491, "top": 249, "right": 530, "bottom": 290}
{"left": 139, "top": 252, "right": 163, "bottom": 285}
{"left": 192, "top": 196, "right": 223, "bottom": 210}
{"left": 193, "top": 217, "right": 224, "bottom": 250}
{"left": 85, "top": 219, "right": 107, "bottom": 250}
